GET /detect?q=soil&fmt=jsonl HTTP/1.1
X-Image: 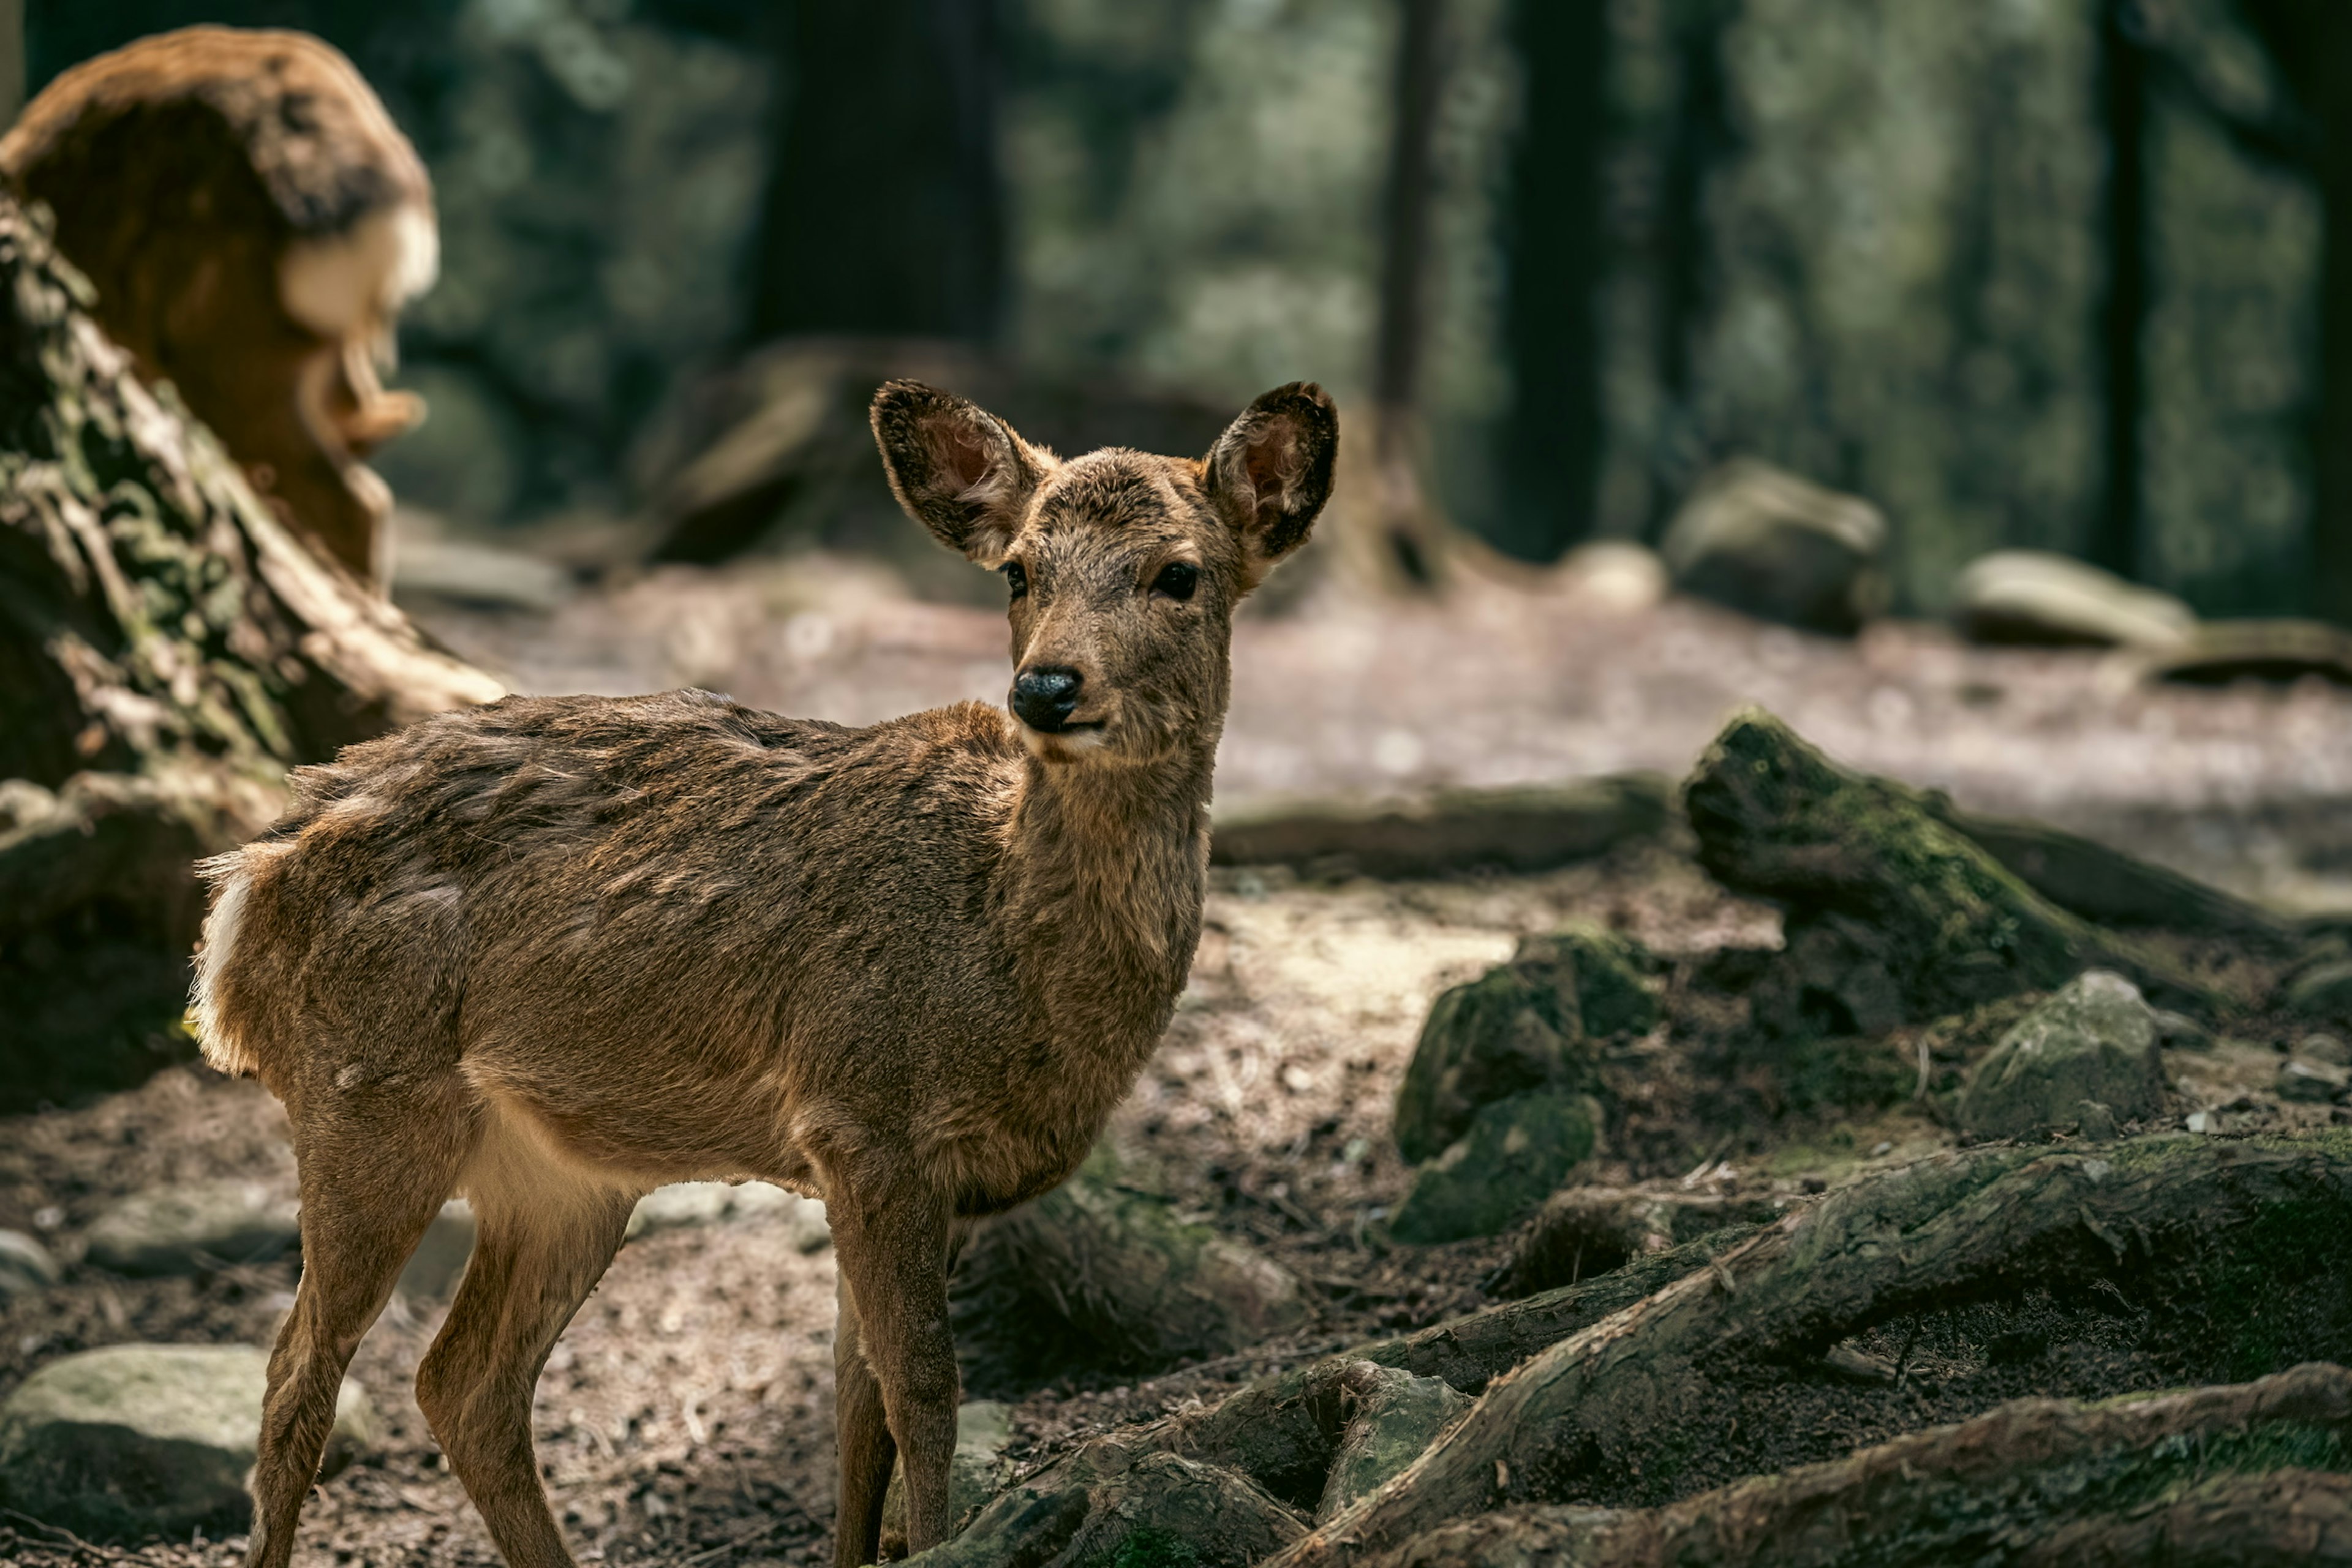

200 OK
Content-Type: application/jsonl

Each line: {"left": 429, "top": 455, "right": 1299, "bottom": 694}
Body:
{"left": 7, "top": 571, "right": 2352, "bottom": 1566}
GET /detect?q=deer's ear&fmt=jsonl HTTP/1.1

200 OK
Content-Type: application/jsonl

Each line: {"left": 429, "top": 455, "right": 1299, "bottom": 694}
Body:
{"left": 870, "top": 380, "right": 1049, "bottom": 563}
{"left": 1203, "top": 382, "right": 1338, "bottom": 588}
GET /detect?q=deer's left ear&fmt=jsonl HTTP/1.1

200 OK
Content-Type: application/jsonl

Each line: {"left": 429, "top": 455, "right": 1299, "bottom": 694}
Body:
{"left": 1203, "top": 382, "right": 1338, "bottom": 589}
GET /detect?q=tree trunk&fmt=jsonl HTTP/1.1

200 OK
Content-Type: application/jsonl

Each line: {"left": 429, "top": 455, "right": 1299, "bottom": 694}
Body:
{"left": 1494, "top": 0, "right": 1607, "bottom": 562}
{"left": 746, "top": 0, "right": 1005, "bottom": 345}
{"left": 0, "top": 192, "right": 499, "bottom": 1109}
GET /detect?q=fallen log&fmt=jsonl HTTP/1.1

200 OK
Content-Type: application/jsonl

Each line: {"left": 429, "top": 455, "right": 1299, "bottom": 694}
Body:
{"left": 1270, "top": 1131, "right": 2352, "bottom": 1562}
{"left": 1684, "top": 709, "right": 2215, "bottom": 1027}
{"left": 1209, "top": 775, "right": 1672, "bottom": 880}
{"left": 1355, "top": 1363, "right": 2352, "bottom": 1567}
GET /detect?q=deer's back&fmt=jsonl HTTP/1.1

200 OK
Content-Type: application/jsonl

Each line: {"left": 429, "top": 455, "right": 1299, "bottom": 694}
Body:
{"left": 197, "top": 690, "right": 1031, "bottom": 1183}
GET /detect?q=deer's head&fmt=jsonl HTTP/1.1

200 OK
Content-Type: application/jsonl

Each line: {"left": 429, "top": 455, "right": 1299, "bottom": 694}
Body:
{"left": 873, "top": 380, "right": 1337, "bottom": 766}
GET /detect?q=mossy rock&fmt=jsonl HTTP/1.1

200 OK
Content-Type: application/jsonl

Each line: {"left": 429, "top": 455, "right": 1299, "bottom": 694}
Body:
{"left": 0, "top": 1344, "right": 375, "bottom": 1542}
{"left": 1957, "top": 970, "right": 2166, "bottom": 1139}
{"left": 1394, "top": 927, "right": 1656, "bottom": 1164}
{"left": 1390, "top": 1091, "right": 1601, "bottom": 1245}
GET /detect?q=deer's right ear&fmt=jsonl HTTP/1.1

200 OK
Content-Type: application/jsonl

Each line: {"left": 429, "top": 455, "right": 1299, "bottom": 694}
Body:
{"left": 870, "top": 380, "right": 1047, "bottom": 563}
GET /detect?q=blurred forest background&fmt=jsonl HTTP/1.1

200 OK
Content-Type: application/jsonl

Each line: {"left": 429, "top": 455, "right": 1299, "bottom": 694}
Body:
{"left": 10, "top": 0, "right": 2347, "bottom": 620}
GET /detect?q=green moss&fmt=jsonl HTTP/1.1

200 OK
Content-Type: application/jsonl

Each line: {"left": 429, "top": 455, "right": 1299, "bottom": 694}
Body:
{"left": 1082, "top": 1528, "right": 1203, "bottom": 1568}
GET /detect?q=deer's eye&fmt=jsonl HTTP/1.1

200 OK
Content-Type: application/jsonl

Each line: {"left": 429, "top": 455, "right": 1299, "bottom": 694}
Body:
{"left": 1003, "top": 561, "right": 1028, "bottom": 598}
{"left": 1151, "top": 561, "right": 1199, "bottom": 601}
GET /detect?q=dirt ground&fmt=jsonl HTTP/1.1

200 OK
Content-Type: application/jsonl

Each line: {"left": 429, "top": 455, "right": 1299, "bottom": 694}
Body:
{"left": 6, "top": 570, "right": 2351, "bottom": 1567}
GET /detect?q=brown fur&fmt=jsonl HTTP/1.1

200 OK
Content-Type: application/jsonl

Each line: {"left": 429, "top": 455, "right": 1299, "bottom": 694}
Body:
{"left": 0, "top": 26, "right": 436, "bottom": 584}
{"left": 190, "top": 380, "right": 1338, "bottom": 1567}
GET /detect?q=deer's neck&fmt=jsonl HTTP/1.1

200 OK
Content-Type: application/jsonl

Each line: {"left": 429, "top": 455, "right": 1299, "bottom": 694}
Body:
{"left": 1000, "top": 729, "right": 1217, "bottom": 1069}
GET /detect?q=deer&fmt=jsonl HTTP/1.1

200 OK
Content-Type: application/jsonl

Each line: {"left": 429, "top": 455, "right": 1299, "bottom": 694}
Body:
{"left": 188, "top": 379, "right": 1338, "bottom": 1568}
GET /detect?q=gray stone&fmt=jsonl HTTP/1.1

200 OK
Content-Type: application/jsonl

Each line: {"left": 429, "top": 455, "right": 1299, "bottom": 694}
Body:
{"left": 2288, "top": 960, "right": 2352, "bottom": 1020}
{"left": 881, "top": 1398, "right": 1016, "bottom": 1545}
{"left": 0, "top": 1344, "right": 375, "bottom": 1541}
{"left": 2154, "top": 1010, "right": 2215, "bottom": 1051}
{"left": 1390, "top": 1091, "right": 1601, "bottom": 1246}
{"left": 626, "top": 1180, "right": 829, "bottom": 1252}
{"left": 83, "top": 1180, "right": 300, "bottom": 1277}
{"left": 1952, "top": 550, "right": 2195, "bottom": 650}
{"left": 2277, "top": 1057, "right": 2350, "bottom": 1105}
{"left": 0, "top": 1229, "right": 59, "bottom": 1298}
{"left": 1393, "top": 926, "right": 1656, "bottom": 1165}
{"left": 2301, "top": 1034, "right": 2352, "bottom": 1068}
{"left": 1314, "top": 1362, "right": 1472, "bottom": 1524}
{"left": 398, "top": 1200, "right": 477, "bottom": 1300}
{"left": 1660, "top": 459, "right": 1888, "bottom": 635}
{"left": 1956, "top": 971, "right": 2167, "bottom": 1140}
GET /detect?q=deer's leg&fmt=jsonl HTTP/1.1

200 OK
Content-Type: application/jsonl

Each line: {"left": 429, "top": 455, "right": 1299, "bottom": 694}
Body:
{"left": 827, "top": 1167, "right": 960, "bottom": 1562}
{"left": 831, "top": 1272, "right": 896, "bottom": 1567}
{"left": 415, "top": 1177, "right": 633, "bottom": 1568}
{"left": 250, "top": 1084, "right": 474, "bottom": 1568}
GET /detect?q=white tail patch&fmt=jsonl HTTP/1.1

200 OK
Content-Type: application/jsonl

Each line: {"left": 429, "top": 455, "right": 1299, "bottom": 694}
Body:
{"left": 189, "top": 851, "right": 259, "bottom": 1077}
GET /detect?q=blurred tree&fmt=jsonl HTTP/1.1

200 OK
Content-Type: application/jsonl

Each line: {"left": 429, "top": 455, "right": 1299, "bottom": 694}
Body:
{"left": 748, "top": 0, "right": 1004, "bottom": 344}
{"left": 2230, "top": 0, "right": 2352, "bottom": 622}
{"left": 1494, "top": 0, "right": 1605, "bottom": 561}
{"left": 1369, "top": 0, "right": 1446, "bottom": 588}
{"left": 2091, "top": 0, "right": 2148, "bottom": 580}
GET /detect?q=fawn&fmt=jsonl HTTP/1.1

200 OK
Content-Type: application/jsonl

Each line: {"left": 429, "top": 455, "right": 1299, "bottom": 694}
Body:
{"left": 190, "top": 379, "right": 1337, "bottom": 1567}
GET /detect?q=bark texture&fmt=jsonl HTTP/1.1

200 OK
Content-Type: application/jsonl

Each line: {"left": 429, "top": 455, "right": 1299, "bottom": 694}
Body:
{"left": 1356, "top": 1364, "right": 2352, "bottom": 1568}
{"left": 0, "top": 190, "right": 499, "bottom": 1107}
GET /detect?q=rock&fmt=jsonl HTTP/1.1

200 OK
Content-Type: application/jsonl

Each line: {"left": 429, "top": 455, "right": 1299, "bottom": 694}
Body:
{"left": 1210, "top": 775, "right": 1672, "bottom": 881}
{"left": 2277, "top": 1058, "right": 2350, "bottom": 1104}
{"left": 880, "top": 1399, "right": 1017, "bottom": 1550}
{"left": 1956, "top": 972, "right": 2167, "bottom": 1140}
{"left": 2154, "top": 1010, "right": 2215, "bottom": 1050}
{"left": 1659, "top": 458, "right": 1888, "bottom": 635}
{"left": 626, "top": 1180, "right": 830, "bottom": 1251}
{"left": 0, "top": 1229, "right": 60, "bottom": 1298}
{"left": 2149, "top": 619, "right": 2352, "bottom": 687}
{"left": 1951, "top": 550, "right": 2195, "bottom": 650}
{"left": 1389, "top": 1091, "right": 1601, "bottom": 1246}
{"left": 0, "top": 1344, "right": 376, "bottom": 1541}
{"left": 1544, "top": 541, "right": 1668, "bottom": 615}
{"left": 397, "top": 1200, "right": 477, "bottom": 1300}
{"left": 1314, "top": 1363, "right": 1472, "bottom": 1523}
{"left": 2073, "top": 1099, "right": 2119, "bottom": 1140}
{"left": 1393, "top": 927, "right": 1657, "bottom": 1165}
{"left": 952, "top": 1150, "right": 1306, "bottom": 1380}
{"left": 83, "top": 1180, "right": 301, "bottom": 1277}
{"left": 2301, "top": 1033, "right": 2352, "bottom": 1068}
{"left": 2288, "top": 959, "right": 2352, "bottom": 1020}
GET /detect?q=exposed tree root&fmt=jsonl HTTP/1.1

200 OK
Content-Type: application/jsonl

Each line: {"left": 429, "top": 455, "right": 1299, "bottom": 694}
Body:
{"left": 913, "top": 1134, "right": 2352, "bottom": 1568}
{"left": 1273, "top": 1132, "right": 2352, "bottom": 1561}
{"left": 1485, "top": 1186, "right": 1783, "bottom": 1300}
{"left": 1352, "top": 1363, "right": 2352, "bottom": 1567}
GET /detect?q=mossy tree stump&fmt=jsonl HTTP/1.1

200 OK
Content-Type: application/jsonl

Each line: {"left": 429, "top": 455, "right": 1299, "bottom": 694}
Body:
{"left": 0, "top": 192, "right": 498, "bottom": 1108}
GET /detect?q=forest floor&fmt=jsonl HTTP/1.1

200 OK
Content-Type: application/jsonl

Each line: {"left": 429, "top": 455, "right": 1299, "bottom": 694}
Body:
{"left": 5, "top": 564, "right": 2351, "bottom": 1567}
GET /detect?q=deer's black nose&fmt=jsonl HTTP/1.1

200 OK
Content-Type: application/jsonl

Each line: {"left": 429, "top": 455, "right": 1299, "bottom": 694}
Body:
{"left": 1011, "top": 666, "right": 1084, "bottom": 732}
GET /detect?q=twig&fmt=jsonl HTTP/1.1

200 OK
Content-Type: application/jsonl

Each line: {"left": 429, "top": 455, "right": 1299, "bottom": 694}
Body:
{"left": 1, "top": 1509, "right": 139, "bottom": 1564}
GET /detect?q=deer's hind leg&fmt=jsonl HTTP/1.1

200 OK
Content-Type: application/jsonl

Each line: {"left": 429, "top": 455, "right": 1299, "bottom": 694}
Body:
{"left": 415, "top": 1114, "right": 635, "bottom": 1568}
{"left": 251, "top": 1072, "right": 478, "bottom": 1568}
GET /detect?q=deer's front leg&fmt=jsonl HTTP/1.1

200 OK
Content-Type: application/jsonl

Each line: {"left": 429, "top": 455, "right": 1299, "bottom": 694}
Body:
{"left": 827, "top": 1161, "right": 960, "bottom": 1563}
